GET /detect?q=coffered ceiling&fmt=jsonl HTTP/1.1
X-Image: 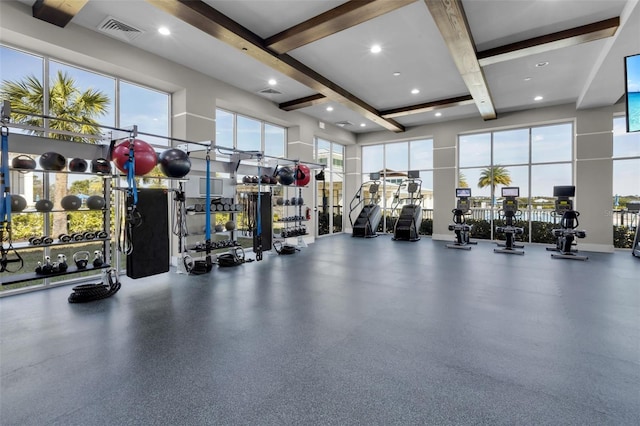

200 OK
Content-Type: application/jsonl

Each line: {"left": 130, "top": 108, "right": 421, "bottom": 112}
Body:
{"left": 11, "top": 0, "right": 640, "bottom": 134}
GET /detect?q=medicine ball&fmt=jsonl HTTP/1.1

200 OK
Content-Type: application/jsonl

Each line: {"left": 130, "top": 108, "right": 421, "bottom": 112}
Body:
{"left": 214, "top": 224, "right": 224, "bottom": 233}
{"left": 86, "top": 195, "right": 106, "bottom": 210}
{"left": 158, "top": 148, "right": 191, "bottom": 178}
{"left": 68, "top": 158, "right": 88, "bottom": 172}
{"left": 112, "top": 139, "right": 157, "bottom": 176}
{"left": 60, "top": 195, "right": 82, "bottom": 211}
{"left": 35, "top": 199, "right": 54, "bottom": 212}
{"left": 39, "top": 152, "right": 66, "bottom": 171}
{"left": 11, "top": 194, "right": 27, "bottom": 212}
{"left": 225, "top": 220, "right": 235, "bottom": 231}
{"left": 276, "top": 167, "right": 294, "bottom": 185}
{"left": 242, "top": 175, "right": 251, "bottom": 184}
{"left": 91, "top": 158, "right": 111, "bottom": 174}
{"left": 260, "top": 174, "right": 271, "bottom": 184}
{"left": 276, "top": 197, "right": 284, "bottom": 206}
{"left": 295, "top": 164, "right": 311, "bottom": 187}
{"left": 11, "top": 155, "right": 36, "bottom": 171}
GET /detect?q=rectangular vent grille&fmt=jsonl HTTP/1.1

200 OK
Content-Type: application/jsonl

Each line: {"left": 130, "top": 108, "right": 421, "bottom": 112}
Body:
{"left": 335, "top": 121, "right": 354, "bottom": 127}
{"left": 97, "top": 17, "right": 144, "bottom": 42}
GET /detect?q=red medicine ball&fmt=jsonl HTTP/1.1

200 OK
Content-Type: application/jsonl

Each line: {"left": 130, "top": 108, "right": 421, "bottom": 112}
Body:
{"left": 295, "top": 164, "right": 311, "bottom": 187}
{"left": 112, "top": 139, "right": 157, "bottom": 176}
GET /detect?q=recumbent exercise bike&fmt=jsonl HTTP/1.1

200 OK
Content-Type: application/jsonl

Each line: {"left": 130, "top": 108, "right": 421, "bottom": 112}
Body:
{"left": 447, "top": 187, "right": 477, "bottom": 250}
{"left": 494, "top": 186, "right": 524, "bottom": 255}
{"left": 546, "top": 185, "right": 588, "bottom": 261}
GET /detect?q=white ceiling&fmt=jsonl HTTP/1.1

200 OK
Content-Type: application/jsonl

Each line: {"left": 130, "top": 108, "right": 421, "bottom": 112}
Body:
{"left": 12, "top": 0, "right": 640, "bottom": 134}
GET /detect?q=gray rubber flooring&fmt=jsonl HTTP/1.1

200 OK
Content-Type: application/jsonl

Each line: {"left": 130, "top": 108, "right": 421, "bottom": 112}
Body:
{"left": 1, "top": 234, "right": 639, "bottom": 425}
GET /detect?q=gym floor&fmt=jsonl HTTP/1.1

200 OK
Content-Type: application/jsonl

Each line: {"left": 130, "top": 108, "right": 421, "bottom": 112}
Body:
{"left": 1, "top": 235, "right": 638, "bottom": 425}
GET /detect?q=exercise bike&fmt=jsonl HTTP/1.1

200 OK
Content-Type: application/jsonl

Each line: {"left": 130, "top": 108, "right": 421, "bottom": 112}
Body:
{"left": 546, "top": 185, "right": 588, "bottom": 261}
{"left": 494, "top": 187, "right": 524, "bottom": 255}
{"left": 447, "top": 188, "right": 477, "bottom": 250}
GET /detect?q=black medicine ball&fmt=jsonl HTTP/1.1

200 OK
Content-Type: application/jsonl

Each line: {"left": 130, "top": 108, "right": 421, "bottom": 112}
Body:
{"left": 158, "top": 148, "right": 191, "bottom": 178}
{"left": 91, "top": 158, "right": 111, "bottom": 174}
{"left": 35, "top": 199, "right": 54, "bottom": 212}
{"left": 39, "top": 152, "right": 66, "bottom": 171}
{"left": 12, "top": 155, "right": 36, "bottom": 171}
{"left": 61, "top": 195, "right": 82, "bottom": 211}
{"left": 86, "top": 195, "right": 106, "bottom": 210}
{"left": 11, "top": 194, "right": 27, "bottom": 212}
{"left": 68, "top": 158, "right": 88, "bottom": 172}
{"left": 277, "top": 167, "right": 294, "bottom": 185}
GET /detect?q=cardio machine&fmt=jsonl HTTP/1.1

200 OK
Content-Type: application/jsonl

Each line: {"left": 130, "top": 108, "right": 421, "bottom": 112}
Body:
{"left": 628, "top": 201, "right": 640, "bottom": 258}
{"left": 546, "top": 185, "right": 588, "bottom": 260}
{"left": 447, "top": 188, "right": 477, "bottom": 250}
{"left": 391, "top": 171, "right": 423, "bottom": 242}
{"left": 349, "top": 173, "right": 382, "bottom": 238}
{"left": 494, "top": 187, "right": 524, "bottom": 255}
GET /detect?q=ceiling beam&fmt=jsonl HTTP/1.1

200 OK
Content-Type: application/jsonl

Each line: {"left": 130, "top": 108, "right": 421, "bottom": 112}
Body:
{"left": 423, "top": 0, "right": 496, "bottom": 120}
{"left": 32, "top": 0, "right": 89, "bottom": 28}
{"left": 145, "top": 0, "right": 405, "bottom": 132}
{"left": 265, "top": 0, "right": 418, "bottom": 54}
{"left": 280, "top": 94, "right": 328, "bottom": 111}
{"left": 380, "top": 95, "right": 474, "bottom": 118}
{"left": 477, "top": 17, "right": 620, "bottom": 67}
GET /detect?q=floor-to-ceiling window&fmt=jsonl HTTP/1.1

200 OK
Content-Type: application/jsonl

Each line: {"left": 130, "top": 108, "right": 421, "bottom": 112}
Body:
{"left": 612, "top": 116, "right": 640, "bottom": 248}
{"left": 458, "top": 122, "right": 573, "bottom": 243}
{"left": 1, "top": 44, "right": 170, "bottom": 293}
{"left": 315, "top": 138, "right": 344, "bottom": 235}
{"left": 361, "top": 139, "right": 434, "bottom": 234}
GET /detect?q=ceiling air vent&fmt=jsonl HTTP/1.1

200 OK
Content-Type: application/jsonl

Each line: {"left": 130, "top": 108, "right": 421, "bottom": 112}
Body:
{"left": 258, "top": 88, "right": 283, "bottom": 95}
{"left": 97, "top": 16, "right": 144, "bottom": 42}
{"left": 335, "top": 121, "right": 354, "bottom": 127}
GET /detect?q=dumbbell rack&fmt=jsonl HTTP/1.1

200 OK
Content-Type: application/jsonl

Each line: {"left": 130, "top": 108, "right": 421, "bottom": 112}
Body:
{"left": 273, "top": 185, "right": 309, "bottom": 248}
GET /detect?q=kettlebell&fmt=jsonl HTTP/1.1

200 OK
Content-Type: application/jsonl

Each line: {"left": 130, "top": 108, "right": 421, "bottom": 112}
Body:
{"left": 56, "top": 254, "right": 68, "bottom": 272}
{"left": 35, "top": 199, "right": 54, "bottom": 212}
{"left": 11, "top": 154, "right": 36, "bottom": 171}
{"left": 73, "top": 251, "right": 90, "bottom": 269}
{"left": 39, "top": 152, "right": 66, "bottom": 171}
{"left": 92, "top": 251, "right": 104, "bottom": 268}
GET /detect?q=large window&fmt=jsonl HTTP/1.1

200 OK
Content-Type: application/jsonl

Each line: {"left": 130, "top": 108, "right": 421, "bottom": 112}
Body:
{"left": 458, "top": 123, "right": 573, "bottom": 243}
{"left": 1, "top": 45, "right": 170, "bottom": 145}
{"left": 361, "top": 139, "right": 434, "bottom": 234}
{"left": 316, "top": 138, "right": 344, "bottom": 235}
{"left": 612, "top": 116, "right": 640, "bottom": 248}
{"left": 215, "top": 109, "right": 286, "bottom": 162}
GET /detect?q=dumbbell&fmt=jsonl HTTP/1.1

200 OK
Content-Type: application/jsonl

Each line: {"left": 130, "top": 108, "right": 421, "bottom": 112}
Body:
{"left": 71, "top": 233, "right": 84, "bottom": 242}
{"left": 83, "top": 231, "right": 96, "bottom": 240}
{"left": 96, "top": 230, "right": 109, "bottom": 239}
{"left": 58, "top": 234, "right": 72, "bottom": 243}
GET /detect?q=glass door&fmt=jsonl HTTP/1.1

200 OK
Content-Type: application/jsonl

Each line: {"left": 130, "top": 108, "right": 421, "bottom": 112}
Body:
{"left": 315, "top": 138, "right": 344, "bottom": 236}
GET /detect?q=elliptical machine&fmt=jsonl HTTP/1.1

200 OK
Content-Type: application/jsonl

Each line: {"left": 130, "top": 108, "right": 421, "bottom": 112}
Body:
{"left": 447, "top": 188, "right": 477, "bottom": 250}
{"left": 546, "top": 185, "right": 588, "bottom": 260}
{"left": 493, "top": 187, "right": 524, "bottom": 255}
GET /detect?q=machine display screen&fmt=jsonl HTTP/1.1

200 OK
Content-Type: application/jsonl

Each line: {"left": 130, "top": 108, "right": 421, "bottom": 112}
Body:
{"left": 456, "top": 188, "right": 471, "bottom": 198}
{"left": 502, "top": 187, "right": 519, "bottom": 197}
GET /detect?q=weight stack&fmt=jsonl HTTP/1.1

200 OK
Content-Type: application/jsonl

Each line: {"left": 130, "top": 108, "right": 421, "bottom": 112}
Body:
{"left": 126, "top": 189, "right": 170, "bottom": 279}
{"left": 251, "top": 192, "right": 272, "bottom": 252}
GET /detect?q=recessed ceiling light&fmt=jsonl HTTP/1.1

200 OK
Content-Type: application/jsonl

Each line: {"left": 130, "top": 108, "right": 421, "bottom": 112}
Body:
{"left": 158, "top": 26, "right": 171, "bottom": 36}
{"left": 393, "top": 72, "right": 401, "bottom": 77}
{"left": 268, "top": 79, "right": 277, "bottom": 86}
{"left": 523, "top": 77, "right": 532, "bottom": 81}
{"left": 535, "top": 61, "right": 549, "bottom": 67}
{"left": 326, "top": 106, "right": 334, "bottom": 112}
{"left": 370, "top": 44, "right": 381, "bottom": 54}
{"left": 411, "top": 89, "right": 420, "bottom": 95}
{"left": 360, "top": 123, "right": 366, "bottom": 127}
{"left": 435, "top": 112, "right": 442, "bottom": 117}
{"left": 534, "top": 95, "right": 543, "bottom": 101}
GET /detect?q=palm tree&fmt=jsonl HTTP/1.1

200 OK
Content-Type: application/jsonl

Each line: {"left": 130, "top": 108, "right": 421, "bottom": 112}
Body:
{"left": 1, "top": 71, "right": 110, "bottom": 236}
{"left": 478, "top": 165, "right": 511, "bottom": 205}
{"left": 458, "top": 172, "right": 468, "bottom": 188}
